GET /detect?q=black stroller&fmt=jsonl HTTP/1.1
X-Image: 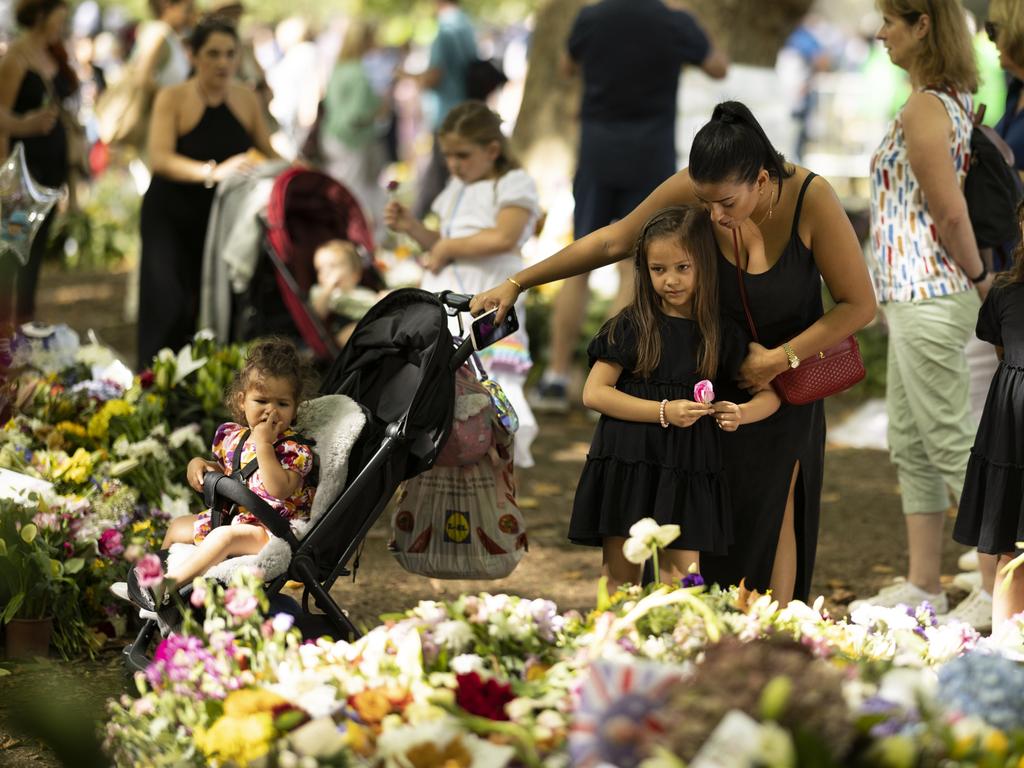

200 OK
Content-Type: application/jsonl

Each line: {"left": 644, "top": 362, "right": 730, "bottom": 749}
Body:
{"left": 124, "top": 288, "right": 479, "bottom": 673}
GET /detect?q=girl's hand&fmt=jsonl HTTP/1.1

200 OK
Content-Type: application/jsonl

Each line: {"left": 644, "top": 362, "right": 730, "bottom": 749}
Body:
{"left": 712, "top": 401, "right": 743, "bottom": 432}
{"left": 469, "top": 280, "right": 520, "bottom": 323}
{"left": 384, "top": 200, "right": 415, "bottom": 233}
{"left": 251, "top": 409, "right": 284, "bottom": 444}
{"left": 187, "top": 457, "right": 219, "bottom": 492}
{"left": 738, "top": 342, "right": 788, "bottom": 392}
{"left": 665, "top": 399, "right": 713, "bottom": 428}
{"left": 423, "top": 240, "right": 454, "bottom": 274}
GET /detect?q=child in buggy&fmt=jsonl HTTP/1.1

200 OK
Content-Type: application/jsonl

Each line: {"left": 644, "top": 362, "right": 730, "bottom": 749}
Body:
{"left": 121, "top": 288, "right": 484, "bottom": 672}
{"left": 310, "top": 239, "right": 389, "bottom": 348}
{"left": 125, "top": 338, "right": 318, "bottom": 612}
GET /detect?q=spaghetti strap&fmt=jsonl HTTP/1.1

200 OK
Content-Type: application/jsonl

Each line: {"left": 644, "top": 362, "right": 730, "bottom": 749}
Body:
{"left": 789, "top": 172, "right": 818, "bottom": 243}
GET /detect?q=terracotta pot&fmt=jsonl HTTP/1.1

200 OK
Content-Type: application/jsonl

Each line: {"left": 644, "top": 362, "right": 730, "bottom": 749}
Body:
{"left": 4, "top": 617, "right": 53, "bottom": 658}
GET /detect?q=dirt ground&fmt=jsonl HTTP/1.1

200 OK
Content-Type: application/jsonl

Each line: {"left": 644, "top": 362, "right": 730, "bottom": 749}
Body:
{"left": 0, "top": 263, "right": 975, "bottom": 766}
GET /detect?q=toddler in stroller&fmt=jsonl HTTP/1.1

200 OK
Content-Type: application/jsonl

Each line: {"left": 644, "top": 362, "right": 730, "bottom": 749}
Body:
{"left": 310, "top": 239, "right": 389, "bottom": 348}
{"left": 122, "top": 288, "right": 484, "bottom": 672}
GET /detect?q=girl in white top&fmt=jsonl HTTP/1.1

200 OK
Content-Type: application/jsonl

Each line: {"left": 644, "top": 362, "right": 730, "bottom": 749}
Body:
{"left": 385, "top": 100, "right": 540, "bottom": 467}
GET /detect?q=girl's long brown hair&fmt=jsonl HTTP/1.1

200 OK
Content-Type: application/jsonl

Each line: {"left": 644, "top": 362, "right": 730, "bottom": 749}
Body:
{"left": 1000, "top": 199, "right": 1024, "bottom": 285}
{"left": 440, "top": 100, "right": 519, "bottom": 177}
{"left": 608, "top": 206, "right": 720, "bottom": 380}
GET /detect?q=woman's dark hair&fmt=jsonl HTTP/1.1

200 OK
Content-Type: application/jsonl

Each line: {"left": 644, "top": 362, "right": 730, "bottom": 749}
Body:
{"left": 225, "top": 337, "right": 310, "bottom": 423}
{"left": 15, "top": 0, "right": 65, "bottom": 28}
{"left": 188, "top": 17, "right": 238, "bottom": 52}
{"left": 1000, "top": 198, "right": 1024, "bottom": 285}
{"left": 689, "top": 101, "right": 794, "bottom": 194}
{"left": 147, "top": 0, "right": 190, "bottom": 19}
{"left": 608, "top": 206, "right": 720, "bottom": 380}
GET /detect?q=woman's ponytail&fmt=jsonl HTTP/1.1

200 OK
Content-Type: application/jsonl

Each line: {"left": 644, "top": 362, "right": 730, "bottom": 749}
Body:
{"left": 690, "top": 101, "right": 793, "bottom": 187}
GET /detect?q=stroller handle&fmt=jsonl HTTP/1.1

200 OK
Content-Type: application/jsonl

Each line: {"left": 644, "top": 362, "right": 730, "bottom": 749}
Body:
{"left": 202, "top": 471, "right": 301, "bottom": 549}
{"left": 437, "top": 290, "right": 473, "bottom": 312}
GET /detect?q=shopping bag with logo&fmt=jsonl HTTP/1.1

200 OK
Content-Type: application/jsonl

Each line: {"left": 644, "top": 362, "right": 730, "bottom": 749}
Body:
{"left": 389, "top": 388, "right": 525, "bottom": 579}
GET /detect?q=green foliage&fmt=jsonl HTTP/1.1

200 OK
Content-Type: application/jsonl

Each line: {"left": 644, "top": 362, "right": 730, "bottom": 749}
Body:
{"left": 49, "top": 171, "right": 141, "bottom": 272}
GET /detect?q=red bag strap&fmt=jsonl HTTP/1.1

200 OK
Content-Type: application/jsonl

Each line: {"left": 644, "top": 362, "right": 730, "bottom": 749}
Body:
{"left": 732, "top": 228, "right": 761, "bottom": 344}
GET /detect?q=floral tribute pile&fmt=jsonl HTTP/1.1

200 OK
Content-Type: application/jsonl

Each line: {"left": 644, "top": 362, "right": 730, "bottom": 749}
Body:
{"left": 105, "top": 560, "right": 1024, "bottom": 768}
{"left": 0, "top": 328, "right": 243, "bottom": 656}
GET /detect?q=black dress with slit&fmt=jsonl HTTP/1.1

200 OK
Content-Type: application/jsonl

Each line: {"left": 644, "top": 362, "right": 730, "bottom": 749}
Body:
{"left": 953, "top": 280, "right": 1024, "bottom": 554}
{"left": 700, "top": 172, "right": 826, "bottom": 602}
{"left": 569, "top": 313, "right": 748, "bottom": 555}
{"left": 137, "top": 102, "right": 252, "bottom": 367}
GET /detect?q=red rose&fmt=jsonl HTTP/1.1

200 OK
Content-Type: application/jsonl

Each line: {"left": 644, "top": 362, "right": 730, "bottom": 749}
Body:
{"left": 455, "top": 671, "right": 514, "bottom": 721}
{"left": 139, "top": 370, "right": 155, "bottom": 389}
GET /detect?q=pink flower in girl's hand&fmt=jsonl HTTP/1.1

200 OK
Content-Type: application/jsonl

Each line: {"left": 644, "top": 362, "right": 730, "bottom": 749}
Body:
{"left": 386, "top": 180, "right": 399, "bottom": 192}
{"left": 694, "top": 379, "right": 715, "bottom": 404}
{"left": 135, "top": 553, "right": 164, "bottom": 589}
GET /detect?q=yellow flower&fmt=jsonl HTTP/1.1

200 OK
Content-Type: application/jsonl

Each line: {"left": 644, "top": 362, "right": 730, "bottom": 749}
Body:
{"left": 86, "top": 400, "right": 134, "bottom": 440}
{"left": 56, "top": 421, "right": 87, "bottom": 438}
{"left": 55, "top": 448, "right": 94, "bottom": 485}
{"left": 984, "top": 729, "right": 1008, "bottom": 756}
{"left": 195, "top": 712, "right": 275, "bottom": 765}
{"left": 222, "top": 687, "right": 289, "bottom": 717}
{"left": 131, "top": 519, "right": 152, "bottom": 534}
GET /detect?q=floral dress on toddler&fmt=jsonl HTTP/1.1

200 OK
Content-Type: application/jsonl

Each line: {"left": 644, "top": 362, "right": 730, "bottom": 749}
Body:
{"left": 192, "top": 422, "right": 317, "bottom": 543}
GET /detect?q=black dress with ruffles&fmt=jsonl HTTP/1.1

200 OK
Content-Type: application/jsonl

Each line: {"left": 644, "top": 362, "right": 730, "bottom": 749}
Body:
{"left": 954, "top": 280, "right": 1024, "bottom": 554}
{"left": 137, "top": 102, "right": 252, "bottom": 367}
{"left": 569, "top": 313, "right": 748, "bottom": 554}
{"left": 700, "top": 172, "right": 826, "bottom": 602}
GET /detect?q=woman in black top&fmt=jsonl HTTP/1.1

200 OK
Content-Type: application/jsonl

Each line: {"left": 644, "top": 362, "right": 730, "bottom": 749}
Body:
{"left": 472, "top": 102, "right": 877, "bottom": 605}
{"left": 0, "top": 0, "right": 78, "bottom": 325}
{"left": 137, "top": 19, "right": 277, "bottom": 368}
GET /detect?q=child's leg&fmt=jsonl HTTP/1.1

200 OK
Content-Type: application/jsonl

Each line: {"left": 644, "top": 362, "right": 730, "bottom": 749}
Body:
{"left": 162, "top": 514, "right": 199, "bottom": 549}
{"left": 994, "top": 553, "right": 1024, "bottom": 627}
{"left": 659, "top": 549, "right": 700, "bottom": 584}
{"left": 602, "top": 537, "right": 642, "bottom": 593}
{"left": 165, "top": 524, "right": 269, "bottom": 588}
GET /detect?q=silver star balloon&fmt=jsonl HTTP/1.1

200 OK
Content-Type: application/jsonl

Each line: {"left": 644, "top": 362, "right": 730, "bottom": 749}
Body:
{"left": 0, "top": 143, "right": 63, "bottom": 267}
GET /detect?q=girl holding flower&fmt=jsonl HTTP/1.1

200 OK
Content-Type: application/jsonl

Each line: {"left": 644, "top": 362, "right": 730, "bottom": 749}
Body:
{"left": 569, "top": 206, "right": 779, "bottom": 590}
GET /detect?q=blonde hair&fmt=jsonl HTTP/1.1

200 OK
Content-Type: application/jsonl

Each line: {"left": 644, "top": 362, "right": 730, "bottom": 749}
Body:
{"left": 338, "top": 19, "right": 374, "bottom": 62}
{"left": 876, "top": 0, "right": 978, "bottom": 91}
{"left": 439, "top": 100, "right": 519, "bottom": 176}
{"left": 315, "top": 239, "right": 362, "bottom": 276}
{"left": 988, "top": 0, "right": 1024, "bottom": 70}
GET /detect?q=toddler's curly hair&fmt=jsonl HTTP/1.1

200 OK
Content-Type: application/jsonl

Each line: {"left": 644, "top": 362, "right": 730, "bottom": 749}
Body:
{"left": 225, "top": 337, "right": 311, "bottom": 424}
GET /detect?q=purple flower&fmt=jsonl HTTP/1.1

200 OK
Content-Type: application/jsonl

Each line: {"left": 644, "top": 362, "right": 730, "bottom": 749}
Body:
{"left": 681, "top": 573, "right": 705, "bottom": 588}
{"left": 693, "top": 379, "right": 715, "bottom": 404}
{"left": 135, "top": 553, "right": 164, "bottom": 588}
{"left": 98, "top": 529, "right": 124, "bottom": 558}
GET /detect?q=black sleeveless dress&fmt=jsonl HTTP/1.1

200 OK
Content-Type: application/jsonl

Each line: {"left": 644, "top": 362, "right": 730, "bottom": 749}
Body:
{"left": 700, "top": 173, "right": 826, "bottom": 602}
{"left": 137, "top": 102, "right": 252, "bottom": 367}
{"left": 7, "top": 69, "right": 73, "bottom": 321}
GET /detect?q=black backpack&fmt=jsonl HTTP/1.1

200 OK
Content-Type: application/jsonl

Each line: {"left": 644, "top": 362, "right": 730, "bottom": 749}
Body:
{"left": 945, "top": 90, "right": 1023, "bottom": 250}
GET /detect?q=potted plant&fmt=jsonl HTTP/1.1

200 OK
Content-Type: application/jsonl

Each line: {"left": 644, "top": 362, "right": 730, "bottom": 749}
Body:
{"left": 0, "top": 497, "right": 84, "bottom": 658}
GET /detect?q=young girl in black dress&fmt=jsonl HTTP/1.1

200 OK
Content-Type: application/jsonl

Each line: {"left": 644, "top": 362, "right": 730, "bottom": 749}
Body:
{"left": 569, "top": 206, "right": 780, "bottom": 590}
{"left": 954, "top": 201, "right": 1024, "bottom": 628}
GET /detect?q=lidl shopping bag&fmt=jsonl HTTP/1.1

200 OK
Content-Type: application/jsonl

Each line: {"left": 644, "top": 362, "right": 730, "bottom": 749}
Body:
{"left": 390, "top": 420, "right": 526, "bottom": 579}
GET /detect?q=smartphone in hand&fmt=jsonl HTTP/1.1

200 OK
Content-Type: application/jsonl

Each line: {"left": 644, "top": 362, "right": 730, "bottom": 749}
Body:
{"left": 471, "top": 306, "right": 519, "bottom": 351}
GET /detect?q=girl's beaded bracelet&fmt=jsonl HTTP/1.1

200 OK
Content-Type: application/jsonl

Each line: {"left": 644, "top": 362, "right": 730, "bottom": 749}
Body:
{"left": 658, "top": 399, "right": 669, "bottom": 428}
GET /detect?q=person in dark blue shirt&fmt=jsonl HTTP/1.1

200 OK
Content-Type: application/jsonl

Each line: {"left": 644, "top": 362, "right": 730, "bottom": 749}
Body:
{"left": 532, "top": 0, "right": 728, "bottom": 412}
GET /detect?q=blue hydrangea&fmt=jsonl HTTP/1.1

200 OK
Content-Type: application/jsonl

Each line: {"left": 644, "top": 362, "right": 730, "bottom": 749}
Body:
{"left": 937, "top": 651, "right": 1024, "bottom": 731}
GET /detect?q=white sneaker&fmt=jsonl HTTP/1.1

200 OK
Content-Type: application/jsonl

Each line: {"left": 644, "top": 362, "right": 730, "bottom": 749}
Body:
{"left": 957, "top": 548, "right": 980, "bottom": 572}
{"left": 848, "top": 578, "right": 949, "bottom": 614}
{"left": 952, "top": 570, "right": 983, "bottom": 592}
{"left": 941, "top": 587, "right": 992, "bottom": 632}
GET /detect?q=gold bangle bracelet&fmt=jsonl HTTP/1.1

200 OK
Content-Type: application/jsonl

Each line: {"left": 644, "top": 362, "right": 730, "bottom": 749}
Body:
{"left": 507, "top": 276, "right": 524, "bottom": 292}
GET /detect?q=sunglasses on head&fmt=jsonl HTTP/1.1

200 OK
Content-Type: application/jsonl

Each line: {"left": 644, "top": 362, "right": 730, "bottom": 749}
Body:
{"left": 985, "top": 20, "right": 1000, "bottom": 43}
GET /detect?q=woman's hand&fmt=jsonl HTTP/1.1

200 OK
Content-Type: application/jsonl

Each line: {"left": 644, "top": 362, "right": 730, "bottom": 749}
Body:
{"left": 22, "top": 106, "right": 58, "bottom": 136}
{"left": 712, "top": 401, "right": 743, "bottom": 432}
{"left": 469, "top": 280, "right": 520, "bottom": 321}
{"left": 665, "top": 399, "right": 713, "bottom": 428}
{"left": 212, "top": 153, "right": 255, "bottom": 183}
{"left": 187, "top": 457, "right": 219, "bottom": 492}
{"left": 737, "top": 342, "right": 788, "bottom": 392}
{"left": 384, "top": 200, "right": 415, "bottom": 233}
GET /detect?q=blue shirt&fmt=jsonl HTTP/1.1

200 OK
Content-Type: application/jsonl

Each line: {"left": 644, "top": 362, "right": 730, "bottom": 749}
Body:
{"left": 426, "top": 7, "right": 476, "bottom": 130}
{"left": 995, "top": 76, "right": 1024, "bottom": 172}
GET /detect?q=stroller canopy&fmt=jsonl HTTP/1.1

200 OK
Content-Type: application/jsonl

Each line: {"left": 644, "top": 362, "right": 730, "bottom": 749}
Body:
{"left": 320, "top": 288, "right": 455, "bottom": 479}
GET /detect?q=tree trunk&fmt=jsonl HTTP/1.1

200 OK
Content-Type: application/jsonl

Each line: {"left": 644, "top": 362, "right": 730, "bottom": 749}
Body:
{"left": 670, "top": 0, "right": 814, "bottom": 67}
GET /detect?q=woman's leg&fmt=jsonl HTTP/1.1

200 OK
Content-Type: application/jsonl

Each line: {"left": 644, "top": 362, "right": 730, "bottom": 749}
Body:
{"left": 769, "top": 463, "right": 800, "bottom": 606}
{"left": 165, "top": 524, "right": 269, "bottom": 587}
{"left": 602, "top": 537, "right": 642, "bottom": 593}
{"left": 162, "top": 515, "right": 198, "bottom": 549}
{"left": 994, "top": 553, "right": 1024, "bottom": 627}
{"left": 660, "top": 549, "right": 699, "bottom": 584}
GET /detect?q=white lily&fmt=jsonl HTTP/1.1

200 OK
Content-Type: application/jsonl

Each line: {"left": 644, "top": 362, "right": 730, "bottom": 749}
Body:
{"left": 623, "top": 518, "right": 681, "bottom": 584}
{"left": 171, "top": 344, "right": 208, "bottom": 386}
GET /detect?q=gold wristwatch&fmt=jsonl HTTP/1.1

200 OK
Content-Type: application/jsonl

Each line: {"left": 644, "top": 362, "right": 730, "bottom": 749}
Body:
{"left": 782, "top": 342, "right": 800, "bottom": 369}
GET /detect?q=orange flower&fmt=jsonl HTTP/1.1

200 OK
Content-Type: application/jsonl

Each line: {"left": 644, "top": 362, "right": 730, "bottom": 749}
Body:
{"left": 350, "top": 689, "right": 392, "bottom": 724}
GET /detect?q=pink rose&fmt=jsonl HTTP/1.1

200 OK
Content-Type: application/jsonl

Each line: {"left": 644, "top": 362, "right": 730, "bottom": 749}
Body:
{"left": 190, "top": 581, "right": 207, "bottom": 608}
{"left": 694, "top": 379, "right": 715, "bottom": 404}
{"left": 224, "top": 587, "right": 258, "bottom": 619}
{"left": 134, "top": 553, "right": 164, "bottom": 588}
{"left": 98, "top": 529, "right": 124, "bottom": 558}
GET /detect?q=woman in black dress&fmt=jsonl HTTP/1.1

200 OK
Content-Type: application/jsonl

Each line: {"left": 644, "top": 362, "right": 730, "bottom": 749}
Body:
{"left": 0, "top": 0, "right": 77, "bottom": 325}
{"left": 137, "top": 18, "right": 277, "bottom": 368}
{"left": 473, "top": 102, "right": 877, "bottom": 605}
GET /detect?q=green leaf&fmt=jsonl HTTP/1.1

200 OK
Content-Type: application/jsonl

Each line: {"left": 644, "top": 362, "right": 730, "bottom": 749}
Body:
{"left": 596, "top": 576, "right": 611, "bottom": 612}
{"left": 3, "top": 592, "right": 25, "bottom": 623}
{"left": 20, "top": 524, "right": 38, "bottom": 544}
{"left": 0, "top": 537, "right": 7, "bottom": 556}
{"left": 63, "top": 557, "right": 85, "bottom": 575}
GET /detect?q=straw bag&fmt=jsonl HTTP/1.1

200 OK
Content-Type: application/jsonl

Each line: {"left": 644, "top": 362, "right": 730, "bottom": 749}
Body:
{"left": 732, "top": 227, "right": 865, "bottom": 405}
